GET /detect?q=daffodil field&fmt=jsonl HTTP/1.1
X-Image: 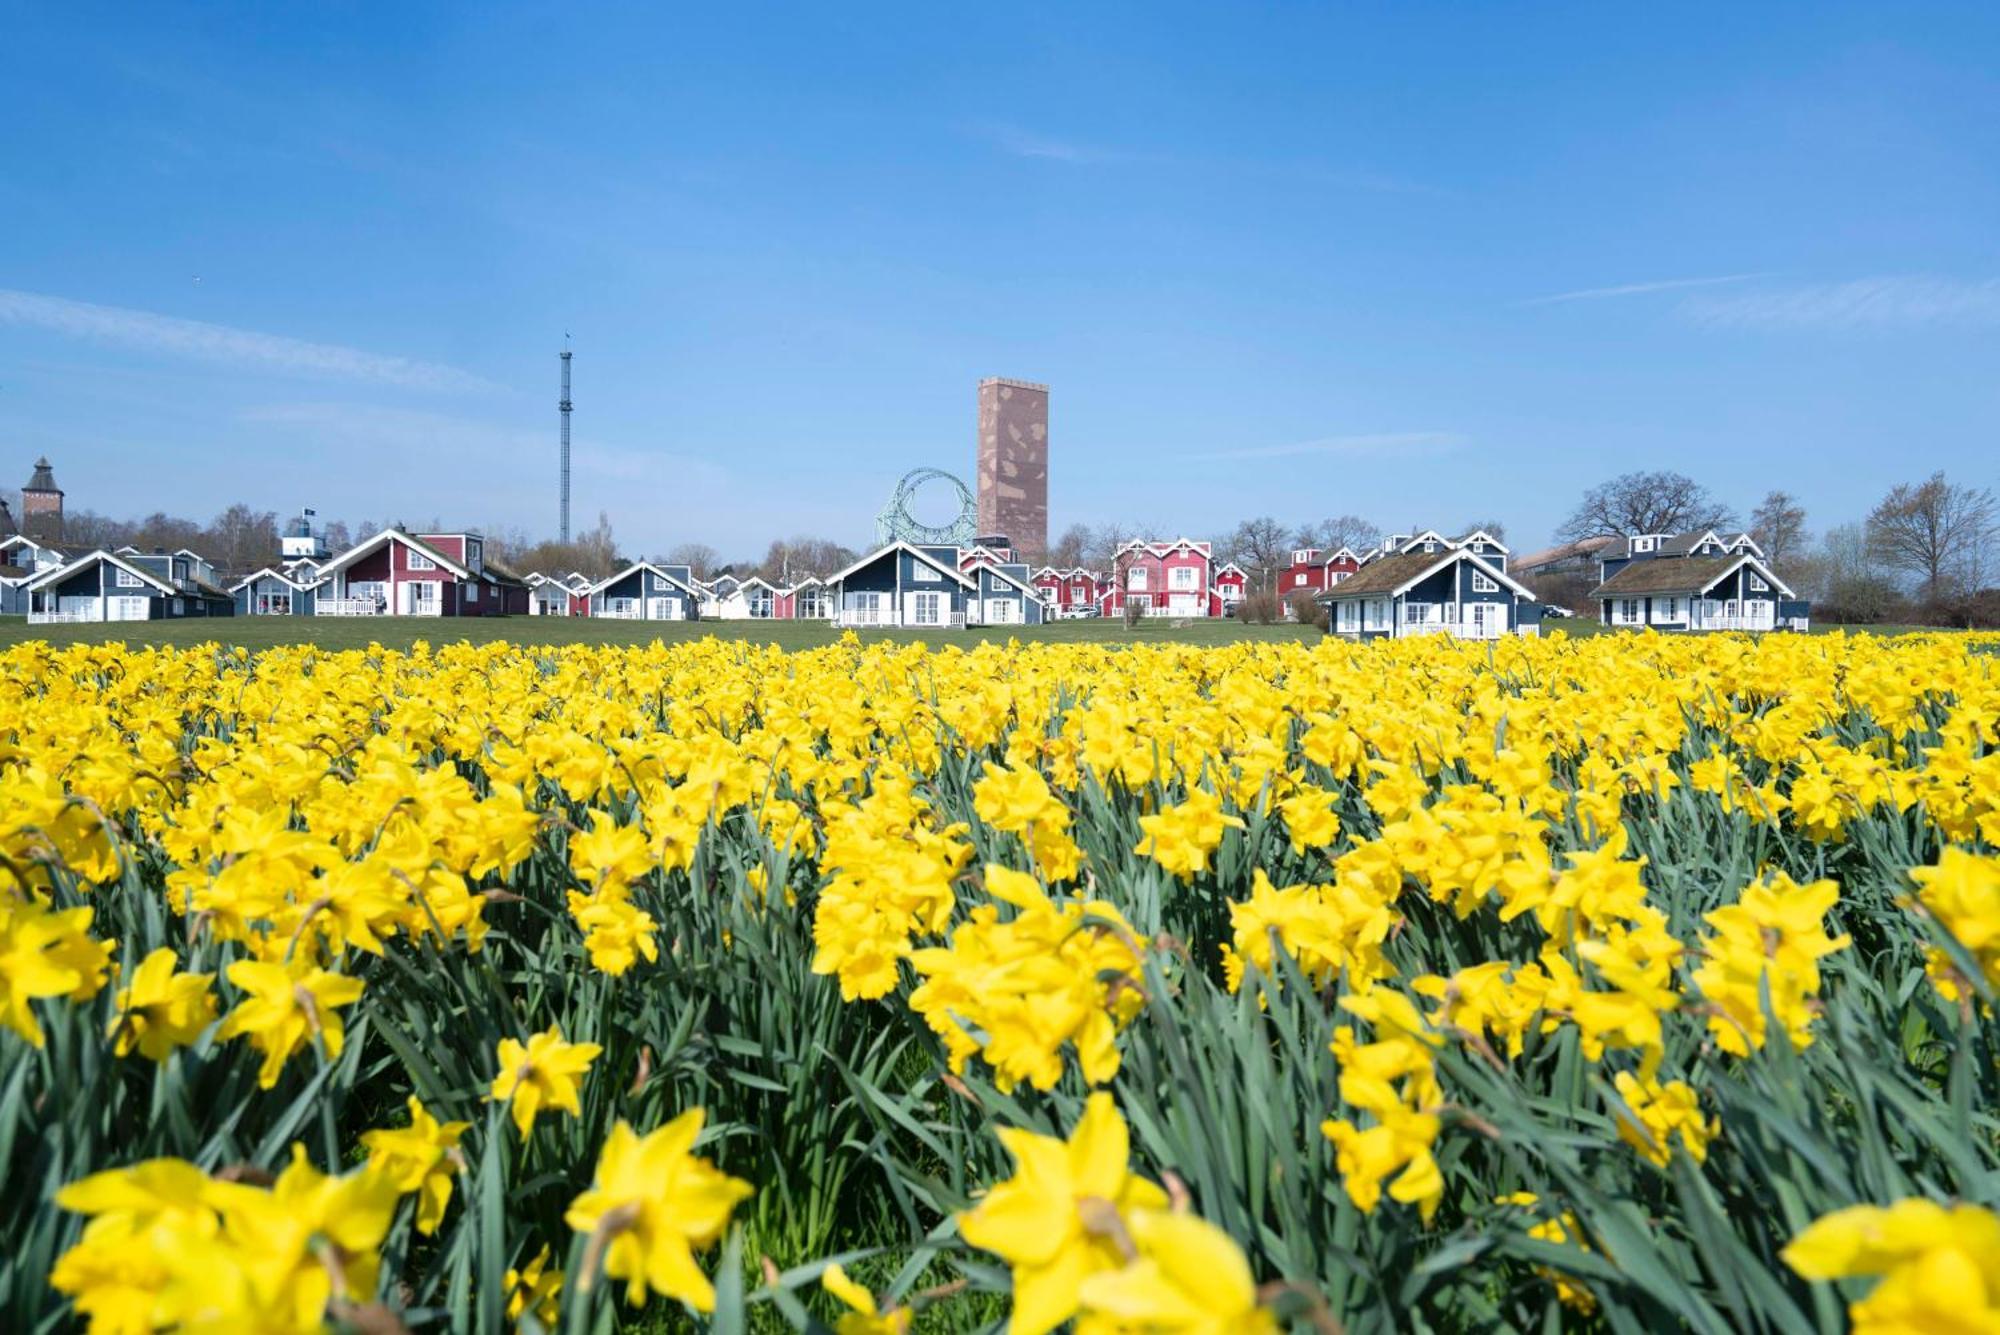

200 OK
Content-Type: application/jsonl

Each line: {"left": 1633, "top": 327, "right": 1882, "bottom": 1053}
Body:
{"left": 3, "top": 630, "right": 1999, "bottom": 1333}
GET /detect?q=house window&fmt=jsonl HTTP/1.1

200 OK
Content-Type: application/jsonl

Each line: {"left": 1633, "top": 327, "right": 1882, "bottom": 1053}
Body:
{"left": 910, "top": 562, "right": 940, "bottom": 583}
{"left": 1127, "top": 567, "right": 1148, "bottom": 591}
{"left": 1620, "top": 599, "right": 1642, "bottom": 625}
{"left": 115, "top": 568, "right": 142, "bottom": 588}
{"left": 1634, "top": 537, "right": 1656, "bottom": 553}
{"left": 467, "top": 541, "right": 481, "bottom": 564}
{"left": 1169, "top": 566, "right": 1198, "bottom": 591}
{"left": 1654, "top": 597, "right": 1680, "bottom": 622}
{"left": 407, "top": 550, "right": 436, "bottom": 571}
{"left": 1747, "top": 573, "right": 1768, "bottom": 592}
{"left": 1471, "top": 571, "right": 1498, "bottom": 593}
{"left": 466, "top": 584, "right": 479, "bottom": 603}
{"left": 605, "top": 597, "right": 636, "bottom": 617}
{"left": 911, "top": 592, "right": 942, "bottom": 625}
{"left": 171, "top": 597, "right": 185, "bottom": 615}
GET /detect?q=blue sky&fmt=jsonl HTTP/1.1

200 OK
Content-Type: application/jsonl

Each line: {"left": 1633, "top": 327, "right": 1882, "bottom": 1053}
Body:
{"left": 3, "top": 3, "right": 1996, "bottom": 557}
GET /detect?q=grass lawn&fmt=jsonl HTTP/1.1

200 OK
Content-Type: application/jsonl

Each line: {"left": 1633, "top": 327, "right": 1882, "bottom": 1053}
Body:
{"left": 0, "top": 614, "right": 1948, "bottom": 654}
{"left": 0, "top": 614, "right": 1323, "bottom": 653}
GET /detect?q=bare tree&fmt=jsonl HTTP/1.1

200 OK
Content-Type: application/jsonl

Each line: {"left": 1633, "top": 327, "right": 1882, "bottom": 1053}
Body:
{"left": 756, "top": 535, "right": 858, "bottom": 583}
{"left": 508, "top": 512, "right": 622, "bottom": 579}
{"left": 664, "top": 542, "right": 721, "bottom": 581}
{"left": 1749, "top": 490, "right": 1809, "bottom": 572}
{"left": 1867, "top": 471, "right": 1999, "bottom": 602}
{"left": 1229, "top": 515, "right": 1291, "bottom": 594}
{"left": 1295, "top": 514, "right": 1383, "bottom": 554}
{"left": 1798, "top": 522, "right": 1907, "bottom": 624}
{"left": 202, "top": 504, "right": 280, "bottom": 574}
{"left": 1558, "top": 471, "right": 1734, "bottom": 542}
{"left": 1457, "top": 519, "right": 1507, "bottom": 543}
{"left": 1088, "top": 522, "right": 1136, "bottom": 571}
{"left": 1047, "top": 523, "right": 1092, "bottom": 568}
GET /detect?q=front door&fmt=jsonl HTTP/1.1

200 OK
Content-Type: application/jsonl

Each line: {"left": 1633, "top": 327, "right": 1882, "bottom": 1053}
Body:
{"left": 1468, "top": 602, "right": 1498, "bottom": 638}
{"left": 404, "top": 581, "right": 440, "bottom": 615}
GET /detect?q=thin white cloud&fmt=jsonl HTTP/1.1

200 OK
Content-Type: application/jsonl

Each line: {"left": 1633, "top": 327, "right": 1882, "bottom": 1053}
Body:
{"left": 1521, "top": 274, "right": 1770, "bottom": 306}
{"left": 974, "top": 122, "right": 1149, "bottom": 166}
{"left": 0, "top": 288, "right": 489, "bottom": 391}
{"left": 1191, "top": 431, "right": 1466, "bottom": 463}
{"left": 1679, "top": 275, "right": 2000, "bottom": 331}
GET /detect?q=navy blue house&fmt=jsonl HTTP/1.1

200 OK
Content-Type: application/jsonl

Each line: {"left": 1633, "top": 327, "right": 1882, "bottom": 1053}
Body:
{"left": 587, "top": 562, "right": 703, "bottom": 620}
{"left": 826, "top": 542, "right": 978, "bottom": 629}
{"left": 1321, "top": 541, "right": 1542, "bottom": 640}
{"left": 1590, "top": 530, "right": 1805, "bottom": 632}
{"left": 232, "top": 566, "right": 322, "bottom": 616}
{"left": 26, "top": 549, "right": 235, "bottom": 623}
{"left": 963, "top": 557, "right": 1047, "bottom": 627}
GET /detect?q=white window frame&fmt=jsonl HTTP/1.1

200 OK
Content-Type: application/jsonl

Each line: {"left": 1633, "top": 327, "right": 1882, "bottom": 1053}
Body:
{"left": 1127, "top": 567, "right": 1148, "bottom": 591}
{"left": 465, "top": 584, "right": 479, "bottom": 603}
{"left": 406, "top": 550, "right": 437, "bottom": 572}
{"left": 1169, "top": 565, "right": 1199, "bottom": 591}
{"left": 114, "top": 567, "right": 142, "bottom": 588}
{"left": 1471, "top": 571, "right": 1498, "bottom": 594}
{"left": 1747, "top": 573, "right": 1768, "bottom": 592}
{"left": 909, "top": 562, "right": 941, "bottom": 583}
{"left": 910, "top": 591, "right": 943, "bottom": 626}
{"left": 1620, "top": 598, "right": 1643, "bottom": 625}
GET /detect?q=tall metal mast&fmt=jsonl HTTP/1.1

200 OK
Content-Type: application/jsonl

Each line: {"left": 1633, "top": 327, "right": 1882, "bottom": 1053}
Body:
{"left": 558, "top": 339, "right": 573, "bottom": 544}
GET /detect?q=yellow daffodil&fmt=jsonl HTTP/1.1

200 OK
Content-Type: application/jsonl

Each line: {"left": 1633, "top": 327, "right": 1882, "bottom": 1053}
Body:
{"left": 959, "top": 1092, "right": 1169, "bottom": 1335}
{"left": 563, "top": 1110, "right": 753, "bottom": 1310}
{"left": 490, "top": 1026, "right": 602, "bottom": 1142}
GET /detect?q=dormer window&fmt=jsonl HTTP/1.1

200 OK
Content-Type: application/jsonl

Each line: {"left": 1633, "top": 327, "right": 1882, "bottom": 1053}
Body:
{"left": 1633, "top": 536, "right": 1657, "bottom": 553}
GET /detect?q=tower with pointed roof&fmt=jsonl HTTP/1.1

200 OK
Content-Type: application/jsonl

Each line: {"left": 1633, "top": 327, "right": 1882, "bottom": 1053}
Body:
{"left": 21, "top": 458, "right": 62, "bottom": 546}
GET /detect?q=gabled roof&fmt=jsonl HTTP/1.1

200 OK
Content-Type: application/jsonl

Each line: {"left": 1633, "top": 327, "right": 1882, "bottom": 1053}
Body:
{"left": 1214, "top": 561, "right": 1250, "bottom": 578}
{"left": 229, "top": 565, "right": 320, "bottom": 593}
{"left": 317, "top": 528, "right": 472, "bottom": 579}
{"left": 1113, "top": 537, "right": 1212, "bottom": 560}
{"left": 958, "top": 545, "right": 1015, "bottom": 569}
{"left": 0, "top": 534, "right": 58, "bottom": 557}
{"left": 972, "top": 562, "right": 1038, "bottom": 597}
{"left": 827, "top": 540, "right": 978, "bottom": 589}
{"left": 1319, "top": 548, "right": 1535, "bottom": 601}
{"left": 588, "top": 561, "right": 703, "bottom": 600}
{"left": 1317, "top": 548, "right": 1361, "bottom": 568}
{"left": 1592, "top": 553, "right": 1794, "bottom": 599}
{"left": 1452, "top": 530, "right": 1510, "bottom": 552}
{"left": 26, "top": 549, "right": 178, "bottom": 595}
{"left": 172, "top": 548, "right": 210, "bottom": 562}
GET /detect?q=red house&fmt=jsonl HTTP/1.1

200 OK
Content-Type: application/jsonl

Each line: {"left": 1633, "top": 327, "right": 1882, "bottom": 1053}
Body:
{"left": 1213, "top": 562, "right": 1249, "bottom": 615}
{"left": 1272, "top": 546, "right": 1363, "bottom": 616}
{"left": 313, "top": 528, "right": 519, "bottom": 617}
{"left": 1031, "top": 566, "right": 1103, "bottom": 618}
{"left": 1098, "top": 538, "right": 1216, "bottom": 618}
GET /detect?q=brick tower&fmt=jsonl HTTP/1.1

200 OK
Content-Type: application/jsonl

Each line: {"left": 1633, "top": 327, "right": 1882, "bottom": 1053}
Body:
{"left": 975, "top": 378, "right": 1048, "bottom": 561}
{"left": 21, "top": 457, "right": 62, "bottom": 546}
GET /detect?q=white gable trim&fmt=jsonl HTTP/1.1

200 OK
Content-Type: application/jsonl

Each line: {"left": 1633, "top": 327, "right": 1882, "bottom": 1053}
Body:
{"left": 26, "top": 550, "right": 177, "bottom": 595}
{"left": 1697, "top": 554, "right": 1795, "bottom": 599}
{"left": 317, "top": 529, "right": 471, "bottom": 580}
{"left": 827, "top": 541, "right": 978, "bottom": 589}
{"left": 1388, "top": 550, "right": 1536, "bottom": 600}
{"left": 589, "top": 562, "right": 702, "bottom": 600}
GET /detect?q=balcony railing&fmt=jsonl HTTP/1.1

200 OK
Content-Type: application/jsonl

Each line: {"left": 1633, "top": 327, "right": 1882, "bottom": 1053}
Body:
{"left": 836, "top": 609, "right": 966, "bottom": 629}
{"left": 28, "top": 610, "right": 95, "bottom": 625}
{"left": 316, "top": 598, "right": 385, "bottom": 616}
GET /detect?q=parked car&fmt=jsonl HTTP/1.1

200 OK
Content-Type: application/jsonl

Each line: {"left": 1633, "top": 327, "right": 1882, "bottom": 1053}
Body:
{"left": 1542, "top": 603, "right": 1575, "bottom": 619}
